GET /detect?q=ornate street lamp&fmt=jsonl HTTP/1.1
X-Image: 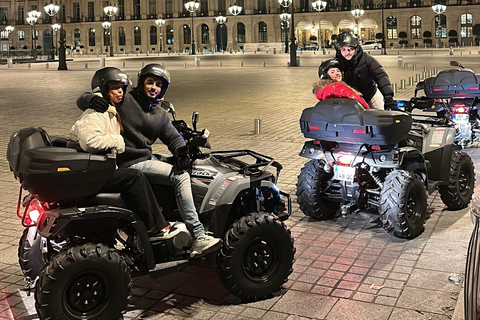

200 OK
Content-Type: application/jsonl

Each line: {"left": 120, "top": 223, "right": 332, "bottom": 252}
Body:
{"left": 5, "top": 25, "right": 14, "bottom": 57}
{"left": 104, "top": 4, "right": 117, "bottom": 57}
{"left": 228, "top": 3, "right": 242, "bottom": 53}
{"left": 44, "top": 1, "right": 59, "bottom": 60}
{"left": 432, "top": 3, "right": 447, "bottom": 48}
{"left": 26, "top": 10, "right": 41, "bottom": 60}
{"left": 278, "top": 0, "right": 297, "bottom": 67}
{"left": 102, "top": 21, "right": 112, "bottom": 56}
{"left": 279, "top": 13, "right": 290, "bottom": 53}
{"left": 155, "top": 18, "right": 166, "bottom": 53}
{"left": 185, "top": 0, "right": 200, "bottom": 55}
{"left": 214, "top": 15, "right": 227, "bottom": 52}
{"left": 311, "top": 0, "right": 327, "bottom": 53}
{"left": 351, "top": 8, "right": 365, "bottom": 40}
{"left": 52, "top": 23, "right": 61, "bottom": 57}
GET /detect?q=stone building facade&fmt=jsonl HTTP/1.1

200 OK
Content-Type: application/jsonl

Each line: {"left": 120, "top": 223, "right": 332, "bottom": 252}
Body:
{"left": 0, "top": 0, "right": 479, "bottom": 56}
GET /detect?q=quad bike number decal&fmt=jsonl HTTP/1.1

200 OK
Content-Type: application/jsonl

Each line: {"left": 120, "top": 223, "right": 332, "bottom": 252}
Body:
{"left": 430, "top": 129, "right": 446, "bottom": 147}
{"left": 208, "top": 175, "right": 243, "bottom": 206}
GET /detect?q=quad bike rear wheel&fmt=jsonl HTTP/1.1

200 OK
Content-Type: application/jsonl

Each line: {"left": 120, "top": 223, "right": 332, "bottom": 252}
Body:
{"left": 18, "top": 227, "right": 45, "bottom": 286}
{"left": 217, "top": 212, "right": 295, "bottom": 302}
{"left": 296, "top": 159, "right": 340, "bottom": 220}
{"left": 439, "top": 150, "right": 475, "bottom": 210}
{"left": 379, "top": 170, "right": 427, "bottom": 239}
{"left": 35, "top": 243, "right": 131, "bottom": 320}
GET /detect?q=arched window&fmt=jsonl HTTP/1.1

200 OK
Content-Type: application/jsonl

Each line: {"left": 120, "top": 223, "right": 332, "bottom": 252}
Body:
{"left": 237, "top": 22, "right": 245, "bottom": 43}
{"left": 257, "top": 0, "right": 266, "bottom": 12}
{"left": 119, "top": 27, "right": 125, "bottom": 45}
{"left": 150, "top": 26, "right": 157, "bottom": 45}
{"left": 386, "top": 16, "right": 397, "bottom": 39}
{"left": 166, "top": 25, "right": 174, "bottom": 44}
{"left": 258, "top": 21, "right": 267, "bottom": 42}
{"left": 460, "top": 13, "right": 473, "bottom": 37}
{"left": 74, "top": 28, "right": 80, "bottom": 39}
{"left": 280, "top": 21, "right": 288, "bottom": 42}
{"left": 134, "top": 26, "right": 141, "bottom": 45}
{"left": 434, "top": 14, "right": 446, "bottom": 39}
{"left": 183, "top": 24, "right": 191, "bottom": 44}
{"left": 410, "top": 16, "right": 421, "bottom": 39}
{"left": 89, "top": 28, "right": 95, "bottom": 46}
{"left": 18, "top": 30, "right": 25, "bottom": 41}
{"left": 201, "top": 24, "right": 209, "bottom": 44}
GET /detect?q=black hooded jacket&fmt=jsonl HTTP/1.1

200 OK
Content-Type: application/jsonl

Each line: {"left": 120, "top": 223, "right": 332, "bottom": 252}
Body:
{"left": 335, "top": 46, "right": 393, "bottom": 102}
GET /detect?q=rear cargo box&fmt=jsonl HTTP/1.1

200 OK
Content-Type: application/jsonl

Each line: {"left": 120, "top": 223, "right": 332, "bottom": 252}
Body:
{"left": 300, "top": 99, "right": 412, "bottom": 145}
{"left": 423, "top": 68, "right": 480, "bottom": 98}
{"left": 7, "top": 127, "right": 115, "bottom": 202}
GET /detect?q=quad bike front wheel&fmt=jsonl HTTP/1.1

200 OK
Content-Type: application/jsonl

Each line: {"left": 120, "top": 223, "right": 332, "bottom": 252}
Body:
{"left": 379, "top": 170, "right": 427, "bottom": 239}
{"left": 296, "top": 159, "right": 340, "bottom": 220}
{"left": 439, "top": 150, "right": 475, "bottom": 210}
{"left": 35, "top": 243, "right": 131, "bottom": 320}
{"left": 217, "top": 212, "right": 295, "bottom": 302}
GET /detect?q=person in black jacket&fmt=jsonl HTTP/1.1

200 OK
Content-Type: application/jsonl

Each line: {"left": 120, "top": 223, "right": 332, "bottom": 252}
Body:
{"left": 77, "top": 65, "right": 221, "bottom": 257}
{"left": 332, "top": 31, "right": 397, "bottom": 110}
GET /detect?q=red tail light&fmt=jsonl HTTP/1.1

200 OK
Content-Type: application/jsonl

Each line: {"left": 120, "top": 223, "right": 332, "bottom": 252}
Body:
{"left": 433, "top": 88, "right": 443, "bottom": 92}
{"left": 454, "top": 106, "right": 467, "bottom": 114}
{"left": 23, "top": 199, "right": 45, "bottom": 227}
{"left": 337, "top": 155, "right": 355, "bottom": 166}
{"left": 353, "top": 129, "right": 365, "bottom": 134}
{"left": 470, "top": 86, "right": 479, "bottom": 90}
{"left": 309, "top": 126, "right": 319, "bottom": 131}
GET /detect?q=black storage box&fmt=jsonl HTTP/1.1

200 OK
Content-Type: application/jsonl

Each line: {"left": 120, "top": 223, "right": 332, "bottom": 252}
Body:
{"left": 423, "top": 68, "right": 480, "bottom": 98}
{"left": 300, "top": 99, "right": 412, "bottom": 145}
{"left": 7, "top": 127, "right": 116, "bottom": 202}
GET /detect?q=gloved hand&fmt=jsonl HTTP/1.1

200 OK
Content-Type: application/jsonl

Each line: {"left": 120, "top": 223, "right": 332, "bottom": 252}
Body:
{"left": 89, "top": 95, "right": 109, "bottom": 112}
{"left": 384, "top": 97, "right": 400, "bottom": 111}
{"left": 174, "top": 146, "right": 190, "bottom": 171}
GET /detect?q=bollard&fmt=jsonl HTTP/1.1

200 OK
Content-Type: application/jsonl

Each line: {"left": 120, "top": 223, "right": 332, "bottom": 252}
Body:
{"left": 433, "top": 67, "right": 437, "bottom": 75}
{"left": 219, "top": 61, "right": 222, "bottom": 67}
{"left": 461, "top": 51, "right": 463, "bottom": 56}
{"left": 422, "top": 72, "right": 427, "bottom": 80}
{"left": 397, "top": 56, "right": 403, "bottom": 68}
{"left": 470, "top": 51, "right": 472, "bottom": 55}
{"left": 413, "top": 64, "right": 417, "bottom": 71}
{"left": 287, "top": 62, "right": 290, "bottom": 67}
{"left": 414, "top": 51, "right": 418, "bottom": 55}
{"left": 122, "top": 61, "right": 126, "bottom": 67}
{"left": 28, "top": 63, "right": 31, "bottom": 68}
{"left": 424, "top": 66, "right": 428, "bottom": 72}
{"left": 403, "top": 63, "right": 408, "bottom": 69}
{"left": 240, "top": 61, "right": 243, "bottom": 67}
{"left": 254, "top": 119, "right": 262, "bottom": 135}
{"left": 400, "top": 79, "right": 406, "bottom": 89}
{"left": 449, "top": 47, "right": 454, "bottom": 55}
{"left": 416, "top": 74, "right": 421, "bottom": 83}
{"left": 85, "top": 63, "right": 88, "bottom": 69}
{"left": 262, "top": 61, "right": 265, "bottom": 67}
{"left": 409, "top": 76, "right": 414, "bottom": 86}
{"left": 392, "top": 83, "right": 397, "bottom": 94}
{"left": 184, "top": 62, "right": 187, "bottom": 68}
{"left": 46, "top": 63, "right": 49, "bottom": 69}
{"left": 7, "top": 58, "right": 13, "bottom": 68}
{"left": 431, "top": 51, "right": 434, "bottom": 55}
{"left": 195, "top": 56, "right": 200, "bottom": 67}
{"left": 141, "top": 62, "right": 145, "bottom": 67}
{"left": 99, "top": 57, "right": 105, "bottom": 67}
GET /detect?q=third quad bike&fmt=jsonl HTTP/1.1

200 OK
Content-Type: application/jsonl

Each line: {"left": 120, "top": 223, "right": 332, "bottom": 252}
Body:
{"left": 296, "top": 98, "right": 475, "bottom": 239}
{"left": 8, "top": 111, "right": 295, "bottom": 320}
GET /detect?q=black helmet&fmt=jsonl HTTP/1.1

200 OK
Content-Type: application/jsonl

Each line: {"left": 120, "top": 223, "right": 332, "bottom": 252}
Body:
{"left": 335, "top": 31, "right": 360, "bottom": 51}
{"left": 137, "top": 64, "right": 171, "bottom": 100}
{"left": 91, "top": 67, "right": 130, "bottom": 100}
{"left": 318, "top": 58, "right": 344, "bottom": 79}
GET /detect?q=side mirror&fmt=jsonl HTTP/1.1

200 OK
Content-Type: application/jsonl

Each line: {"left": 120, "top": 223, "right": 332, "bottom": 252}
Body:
{"left": 192, "top": 112, "right": 199, "bottom": 131}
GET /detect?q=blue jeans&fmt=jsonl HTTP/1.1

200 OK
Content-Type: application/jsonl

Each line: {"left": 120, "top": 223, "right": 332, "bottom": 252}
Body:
{"left": 130, "top": 156, "right": 204, "bottom": 238}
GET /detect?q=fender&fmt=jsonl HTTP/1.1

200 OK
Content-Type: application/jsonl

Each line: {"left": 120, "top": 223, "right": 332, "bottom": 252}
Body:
{"left": 298, "top": 141, "right": 326, "bottom": 160}
{"left": 397, "top": 147, "right": 428, "bottom": 185}
{"left": 37, "top": 205, "right": 155, "bottom": 269}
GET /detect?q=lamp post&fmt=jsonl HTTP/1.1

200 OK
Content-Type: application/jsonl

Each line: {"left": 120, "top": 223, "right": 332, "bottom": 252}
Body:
{"left": 104, "top": 4, "right": 117, "bottom": 57}
{"left": 380, "top": 0, "right": 386, "bottom": 55}
{"left": 44, "top": 1, "right": 59, "bottom": 60}
{"left": 311, "top": 0, "right": 326, "bottom": 54}
{"left": 155, "top": 18, "right": 165, "bottom": 53}
{"left": 185, "top": 0, "right": 199, "bottom": 55}
{"left": 52, "top": 23, "right": 61, "bottom": 57}
{"left": 279, "top": 0, "right": 297, "bottom": 67}
{"left": 432, "top": 3, "right": 446, "bottom": 48}
{"left": 102, "top": 21, "right": 112, "bottom": 56}
{"left": 214, "top": 15, "right": 227, "bottom": 52}
{"left": 279, "top": 13, "right": 290, "bottom": 53}
{"left": 26, "top": 10, "right": 41, "bottom": 60}
{"left": 351, "top": 8, "right": 365, "bottom": 40}
{"left": 228, "top": 3, "right": 242, "bottom": 53}
{"left": 5, "top": 25, "right": 14, "bottom": 57}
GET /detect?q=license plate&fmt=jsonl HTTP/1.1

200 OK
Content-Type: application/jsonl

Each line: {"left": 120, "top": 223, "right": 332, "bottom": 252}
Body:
{"left": 453, "top": 113, "right": 469, "bottom": 121}
{"left": 334, "top": 165, "right": 356, "bottom": 182}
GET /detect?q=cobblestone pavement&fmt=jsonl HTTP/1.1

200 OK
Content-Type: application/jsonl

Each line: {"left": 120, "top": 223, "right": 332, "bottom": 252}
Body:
{"left": 1, "top": 51, "right": 480, "bottom": 319}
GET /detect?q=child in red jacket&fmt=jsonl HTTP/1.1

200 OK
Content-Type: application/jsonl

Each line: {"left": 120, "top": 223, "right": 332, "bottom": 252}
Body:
{"left": 313, "top": 59, "right": 370, "bottom": 109}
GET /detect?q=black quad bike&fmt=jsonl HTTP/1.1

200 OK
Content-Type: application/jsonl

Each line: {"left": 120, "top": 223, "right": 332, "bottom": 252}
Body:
{"left": 7, "top": 111, "right": 295, "bottom": 320}
{"left": 416, "top": 60, "right": 480, "bottom": 147}
{"left": 296, "top": 98, "right": 475, "bottom": 239}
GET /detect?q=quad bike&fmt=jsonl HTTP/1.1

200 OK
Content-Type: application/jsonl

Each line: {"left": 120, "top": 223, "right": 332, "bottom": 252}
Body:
{"left": 296, "top": 98, "right": 475, "bottom": 239}
{"left": 7, "top": 112, "right": 295, "bottom": 320}
{"left": 415, "top": 60, "right": 480, "bottom": 147}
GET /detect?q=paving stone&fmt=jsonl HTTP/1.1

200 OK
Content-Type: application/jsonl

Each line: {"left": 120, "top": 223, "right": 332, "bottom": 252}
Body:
{"left": 325, "top": 299, "right": 393, "bottom": 320}
{"left": 271, "top": 291, "right": 338, "bottom": 318}
{"left": 397, "top": 287, "right": 457, "bottom": 314}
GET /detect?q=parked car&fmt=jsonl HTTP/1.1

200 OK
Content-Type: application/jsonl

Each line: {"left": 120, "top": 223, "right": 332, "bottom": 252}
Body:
{"left": 362, "top": 40, "right": 382, "bottom": 50}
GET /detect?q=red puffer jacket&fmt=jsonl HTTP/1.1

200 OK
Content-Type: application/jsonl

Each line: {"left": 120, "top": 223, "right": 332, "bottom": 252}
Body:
{"left": 315, "top": 82, "right": 370, "bottom": 109}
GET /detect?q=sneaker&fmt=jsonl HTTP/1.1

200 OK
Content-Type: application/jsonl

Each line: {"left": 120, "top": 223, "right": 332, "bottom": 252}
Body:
{"left": 149, "top": 222, "right": 182, "bottom": 241}
{"left": 190, "top": 233, "right": 222, "bottom": 257}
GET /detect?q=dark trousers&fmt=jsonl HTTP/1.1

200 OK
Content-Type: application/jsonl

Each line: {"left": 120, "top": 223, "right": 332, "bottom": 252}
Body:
{"left": 101, "top": 168, "right": 167, "bottom": 234}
